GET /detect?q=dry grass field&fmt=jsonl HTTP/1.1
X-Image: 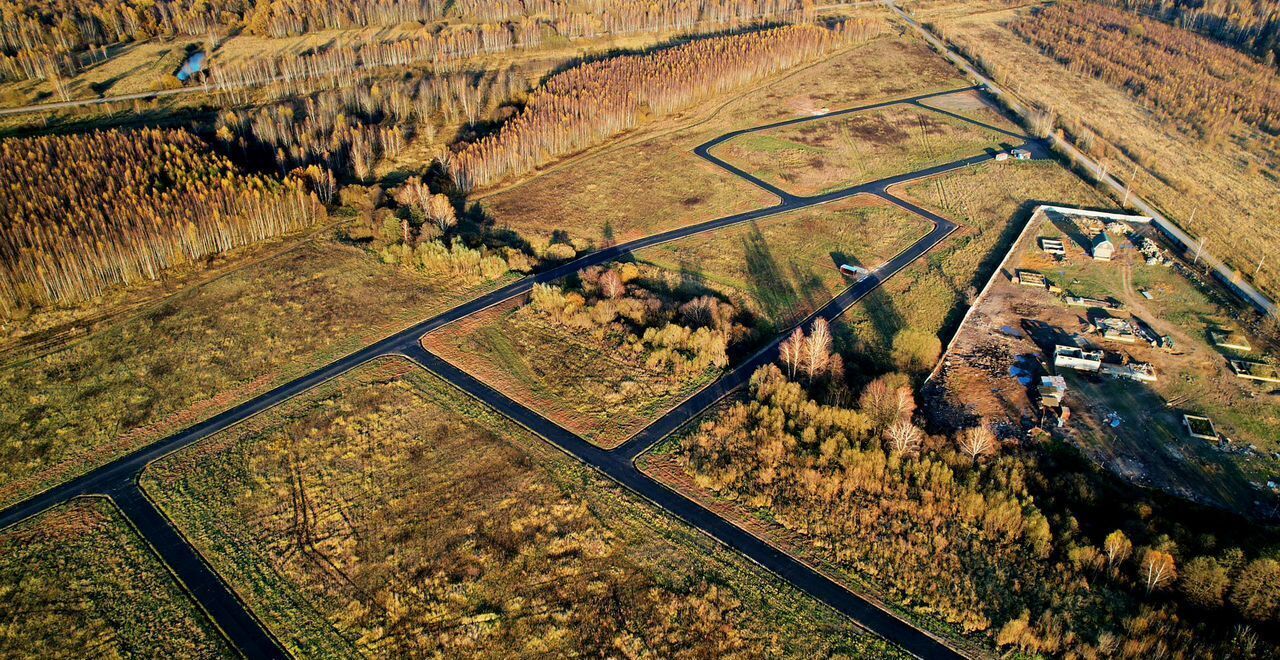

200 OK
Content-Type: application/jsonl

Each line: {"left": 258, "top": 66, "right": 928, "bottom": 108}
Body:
{"left": 831, "top": 159, "right": 1110, "bottom": 378}
{"left": 141, "top": 359, "right": 897, "bottom": 658}
{"left": 0, "top": 498, "right": 230, "bottom": 658}
{"left": 918, "top": 2, "right": 1280, "bottom": 301}
{"left": 635, "top": 194, "right": 933, "bottom": 329}
{"left": 917, "top": 88, "right": 1022, "bottom": 132}
{"left": 478, "top": 29, "right": 968, "bottom": 249}
{"left": 710, "top": 104, "right": 1010, "bottom": 196}
{"left": 0, "top": 237, "right": 513, "bottom": 510}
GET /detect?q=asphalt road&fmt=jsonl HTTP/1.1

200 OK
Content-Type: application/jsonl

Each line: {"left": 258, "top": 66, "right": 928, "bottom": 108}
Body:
{"left": 0, "top": 88, "right": 1040, "bottom": 659}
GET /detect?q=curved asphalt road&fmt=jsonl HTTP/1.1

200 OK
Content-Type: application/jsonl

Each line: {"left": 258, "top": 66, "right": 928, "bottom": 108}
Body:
{"left": 0, "top": 87, "right": 1043, "bottom": 659}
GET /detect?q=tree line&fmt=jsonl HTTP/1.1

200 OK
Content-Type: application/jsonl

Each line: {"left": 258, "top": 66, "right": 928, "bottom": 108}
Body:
{"left": 1098, "top": 0, "right": 1280, "bottom": 64}
{"left": 1012, "top": 1, "right": 1280, "bottom": 138}
{"left": 0, "top": 128, "right": 324, "bottom": 317}
{"left": 675, "top": 330, "right": 1280, "bottom": 657}
{"left": 0, "top": 0, "right": 813, "bottom": 84}
{"left": 450, "top": 20, "right": 878, "bottom": 189}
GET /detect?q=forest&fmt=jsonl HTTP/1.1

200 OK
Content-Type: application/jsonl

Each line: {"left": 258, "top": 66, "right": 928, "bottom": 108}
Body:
{"left": 1098, "top": 0, "right": 1280, "bottom": 63}
{"left": 0, "top": 128, "right": 324, "bottom": 317}
{"left": 675, "top": 343, "right": 1280, "bottom": 657}
{"left": 1011, "top": 1, "right": 1280, "bottom": 139}
{"left": 0, "top": 0, "right": 812, "bottom": 84}
{"left": 450, "top": 21, "right": 865, "bottom": 189}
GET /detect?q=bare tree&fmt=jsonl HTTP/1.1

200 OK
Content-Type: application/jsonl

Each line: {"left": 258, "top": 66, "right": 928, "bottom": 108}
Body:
{"left": 600, "top": 269, "right": 625, "bottom": 299}
{"left": 804, "top": 317, "right": 832, "bottom": 378}
{"left": 957, "top": 426, "right": 997, "bottom": 461}
{"left": 884, "top": 420, "right": 923, "bottom": 456}
{"left": 779, "top": 327, "right": 805, "bottom": 379}
{"left": 426, "top": 193, "right": 457, "bottom": 235}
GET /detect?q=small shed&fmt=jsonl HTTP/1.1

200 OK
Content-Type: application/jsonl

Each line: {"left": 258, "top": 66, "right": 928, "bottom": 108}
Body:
{"left": 1054, "top": 345, "right": 1102, "bottom": 372}
{"left": 1091, "top": 233, "right": 1115, "bottom": 261}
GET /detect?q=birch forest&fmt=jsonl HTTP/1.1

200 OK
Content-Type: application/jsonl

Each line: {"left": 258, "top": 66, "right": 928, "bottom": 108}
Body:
{"left": 0, "top": 0, "right": 813, "bottom": 84}
{"left": 0, "top": 129, "right": 324, "bottom": 316}
{"left": 450, "top": 20, "right": 875, "bottom": 189}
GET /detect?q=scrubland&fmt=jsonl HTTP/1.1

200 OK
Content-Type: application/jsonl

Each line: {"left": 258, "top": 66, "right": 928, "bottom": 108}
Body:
{"left": 917, "top": 0, "right": 1280, "bottom": 301}
{"left": 0, "top": 238, "right": 512, "bottom": 509}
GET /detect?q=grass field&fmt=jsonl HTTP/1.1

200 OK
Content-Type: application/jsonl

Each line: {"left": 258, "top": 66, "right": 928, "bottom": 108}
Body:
{"left": 710, "top": 104, "right": 1011, "bottom": 196}
{"left": 635, "top": 194, "right": 933, "bottom": 329}
{"left": 478, "top": 30, "right": 968, "bottom": 249}
{"left": 833, "top": 159, "right": 1110, "bottom": 378}
{"left": 921, "top": 3, "right": 1280, "bottom": 302}
{"left": 0, "top": 498, "right": 230, "bottom": 658}
{"left": 141, "top": 359, "right": 898, "bottom": 658}
{"left": 0, "top": 237, "right": 513, "bottom": 510}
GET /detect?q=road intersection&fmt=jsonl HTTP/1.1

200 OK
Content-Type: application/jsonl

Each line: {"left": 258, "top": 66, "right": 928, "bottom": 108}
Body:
{"left": 0, "top": 87, "right": 1043, "bottom": 659}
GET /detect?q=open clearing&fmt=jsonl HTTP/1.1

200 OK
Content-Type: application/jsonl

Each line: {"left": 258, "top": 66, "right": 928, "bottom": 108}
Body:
{"left": 930, "top": 206, "right": 1280, "bottom": 516}
{"left": 141, "top": 359, "right": 894, "bottom": 658}
{"left": 0, "top": 498, "right": 229, "bottom": 657}
{"left": 635, "top": 194, "right": 933, "bottom": 329}
{"left": 917, "top": 88, "right": 1022, "bottom": 133}
{"left": 710, "top": 104, "right": 1011, "bottom": 196}
{"left": 0, "top": 238, "right": 512, "bottom": 510}
{"left": 479, "top": 31, "right": 968, "bottom": 249}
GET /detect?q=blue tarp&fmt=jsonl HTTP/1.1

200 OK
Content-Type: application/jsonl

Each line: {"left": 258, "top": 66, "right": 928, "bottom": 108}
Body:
{"left": 176, "top": 52, "right": 205, "bottom": 82}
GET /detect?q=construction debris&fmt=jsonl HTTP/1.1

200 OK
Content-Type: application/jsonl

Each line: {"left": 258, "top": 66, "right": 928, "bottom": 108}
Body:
{"left": 1183, "top": 414, "right": 1218, "bottom": 440}
{"left": 1228, "top": 359, "right": 1280, "bottom": 383}
{"left": 1210, "top": 329, "right": 1252, "bottom": 352}
{"left": 1055, "top": 344, "right": 1103, "bottom": 371}
{"left": 1015, "top": 270, "right": 1047, "bottom": 288}
{"left": 1040, "top": 237, "right": 1066, "bottom": 256}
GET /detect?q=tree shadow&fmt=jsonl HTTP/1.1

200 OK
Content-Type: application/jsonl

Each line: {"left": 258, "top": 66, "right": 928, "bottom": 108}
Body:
{"left": 741, "top": 222, "right": 799, "bottom": 327}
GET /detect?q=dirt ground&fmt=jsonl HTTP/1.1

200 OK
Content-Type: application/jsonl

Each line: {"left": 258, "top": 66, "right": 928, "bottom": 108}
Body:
{"left": 932, "top": 206, "right": 1280, "bottom": 518}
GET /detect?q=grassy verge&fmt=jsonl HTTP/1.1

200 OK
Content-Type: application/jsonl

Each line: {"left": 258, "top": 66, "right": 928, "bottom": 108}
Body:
{"left": 0, "top": 497, "right": 231, "bottom": 657}
{"left": 141, "top": 358, "right": 901, "bottom": 658}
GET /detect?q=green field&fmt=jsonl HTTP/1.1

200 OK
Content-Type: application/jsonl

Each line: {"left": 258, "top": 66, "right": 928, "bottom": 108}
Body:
{"left": 711, "top": 104, "right": 1010, "bottom": 196}
{"left": 142, "top": 359, "right": 898, "bottom": 658}
{"left": 0, "top": 498, "right": 230, "bottom": 657}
